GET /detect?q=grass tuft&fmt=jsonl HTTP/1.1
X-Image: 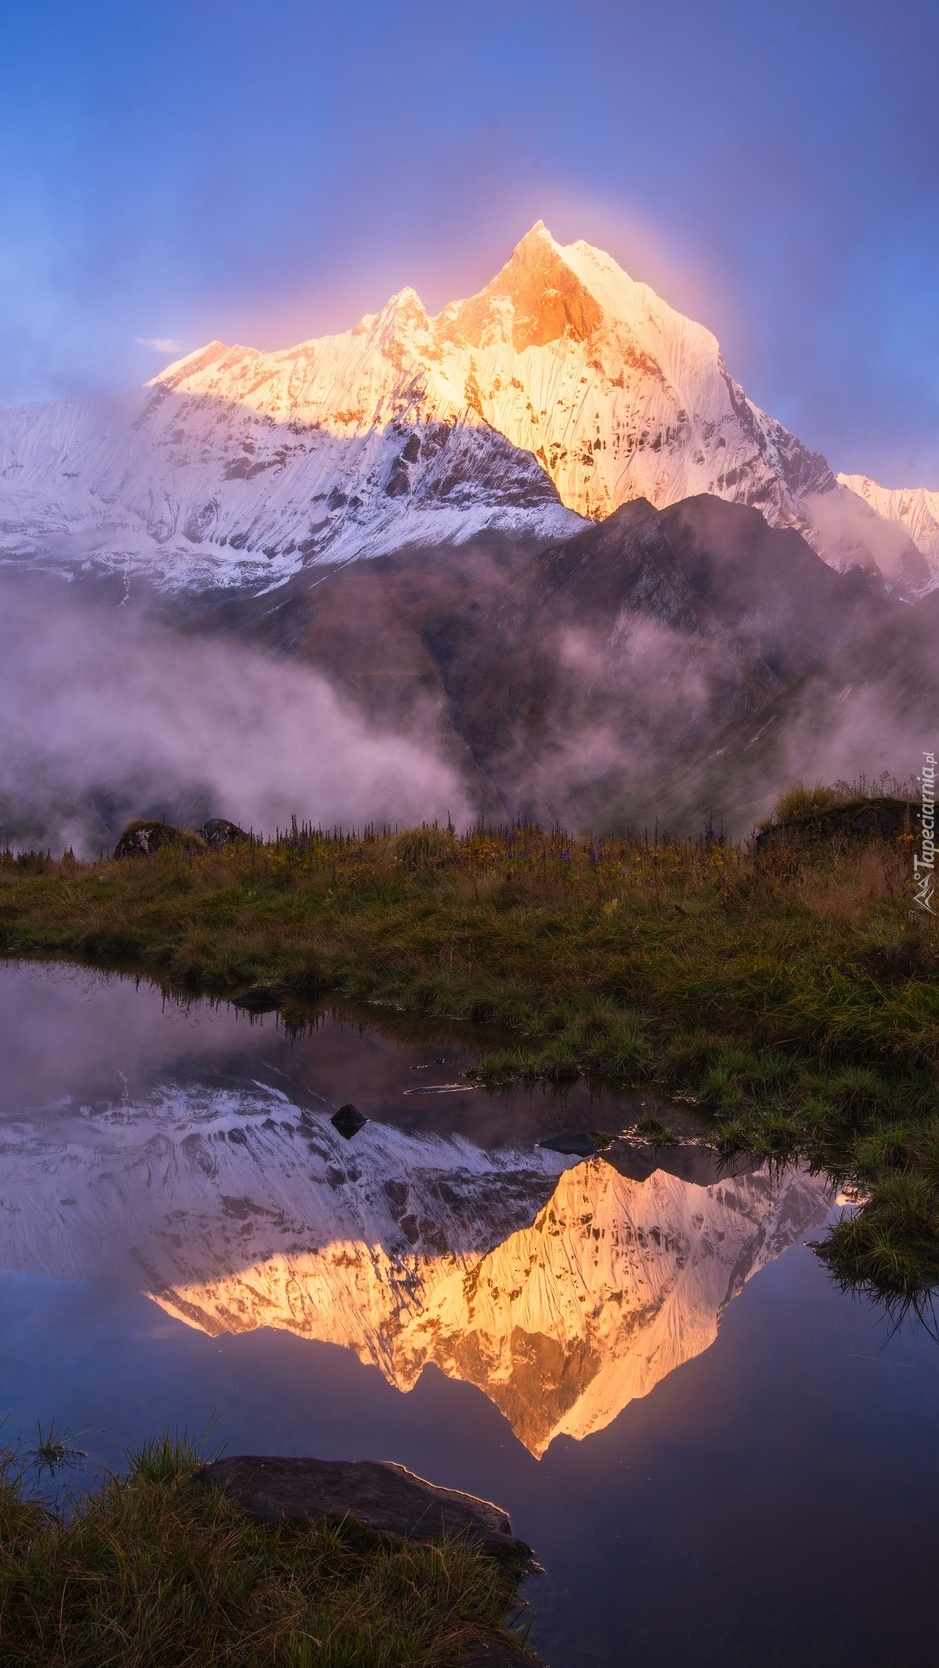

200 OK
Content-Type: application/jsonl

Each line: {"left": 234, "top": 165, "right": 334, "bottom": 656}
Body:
{"left": 0, "top": 1438, "right": 533, "bottom": 1666}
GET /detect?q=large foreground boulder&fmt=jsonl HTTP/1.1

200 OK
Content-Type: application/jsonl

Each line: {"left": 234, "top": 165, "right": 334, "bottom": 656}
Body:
{"left": 195, "top": 1456, "right": 533, "bottom": 1561}
{"left": 113, "top": 818, "right": 206, "bottom": 858}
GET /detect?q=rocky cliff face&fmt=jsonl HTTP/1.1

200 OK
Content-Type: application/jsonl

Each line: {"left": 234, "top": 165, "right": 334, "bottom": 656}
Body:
{"left": 0, "top": 1079, "right": 831, "bottom": 1453}
{"left": 0, "top": 224, "right": 929, "bottom": 597}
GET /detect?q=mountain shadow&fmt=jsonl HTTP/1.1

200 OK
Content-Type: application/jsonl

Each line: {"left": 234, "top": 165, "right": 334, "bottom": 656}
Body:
{"left": 192, "top": 494, "right": 897, "bottom": 827}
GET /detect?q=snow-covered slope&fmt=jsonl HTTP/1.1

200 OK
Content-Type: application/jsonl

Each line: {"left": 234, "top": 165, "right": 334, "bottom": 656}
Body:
{"left": 0, "top": 1080, "right": 831, "bottom": 1454}
{"left": 0, "top": 222, "right": 927, "bottom": 595}
{"left": 0, "top": 355, "right": 582, "bottom": 596}
{"left": 840, "top": 473, "right": 939, "bottom": 585}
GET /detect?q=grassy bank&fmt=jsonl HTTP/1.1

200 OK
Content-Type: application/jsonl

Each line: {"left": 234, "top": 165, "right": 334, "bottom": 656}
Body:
{"left": 1, "top": 817, "right": 938, "bottom": 1303}
{"left": 0, "top": 1437, "right": 530, "bottom": 1666}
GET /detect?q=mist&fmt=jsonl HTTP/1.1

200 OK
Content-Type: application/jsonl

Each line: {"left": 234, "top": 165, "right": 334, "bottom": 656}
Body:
{"left": 0, "top": 579, "right": 473, "bottom": 854}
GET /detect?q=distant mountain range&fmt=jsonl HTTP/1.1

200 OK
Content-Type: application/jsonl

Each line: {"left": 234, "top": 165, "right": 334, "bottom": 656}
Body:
{"left": 0, "top": 223, "right": 933, "bottom": 599}
{"left": 1, "top": 225, "right": 937, "bottom": 839}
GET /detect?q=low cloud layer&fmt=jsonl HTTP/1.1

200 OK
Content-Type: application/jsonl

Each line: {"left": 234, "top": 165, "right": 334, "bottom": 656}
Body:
{"left": 0, "top": 580, "right": 472, "bottom": 854}
{"left": 136, "top": 336, "right": 185, "bottom": 354}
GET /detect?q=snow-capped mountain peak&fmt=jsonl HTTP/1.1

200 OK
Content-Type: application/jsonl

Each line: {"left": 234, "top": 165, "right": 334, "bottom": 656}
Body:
{"left": 0, "top": 225, "right": 931, "bottom": 595}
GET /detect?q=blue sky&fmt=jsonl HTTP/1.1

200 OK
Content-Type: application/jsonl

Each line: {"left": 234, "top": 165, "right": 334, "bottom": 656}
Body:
{"left": 2, "top": 0, "right": 937, "bottom": 485}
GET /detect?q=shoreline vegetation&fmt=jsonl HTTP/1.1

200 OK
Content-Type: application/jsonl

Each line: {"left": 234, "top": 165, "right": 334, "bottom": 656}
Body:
{"left": 1, "top": 786, "right": 938, "bottom": 1306}
{"left": 0, "top": 1437, "right": 532, "bottom": 1666}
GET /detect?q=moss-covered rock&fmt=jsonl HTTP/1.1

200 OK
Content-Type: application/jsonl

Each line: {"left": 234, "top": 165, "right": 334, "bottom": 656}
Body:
{"left": 114, "top": 819, "right": 207, "bottom": 858}
{"left": 754, "top": 795, "right": 918, "bottom": 852}
{"left": 200, "top": 817, "right": 250, "bottom": 848}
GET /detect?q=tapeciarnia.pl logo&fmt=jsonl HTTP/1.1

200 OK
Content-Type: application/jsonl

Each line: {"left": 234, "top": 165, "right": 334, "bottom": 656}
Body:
{"left": 913, "top": 751, "right": 936, "bottom": 915}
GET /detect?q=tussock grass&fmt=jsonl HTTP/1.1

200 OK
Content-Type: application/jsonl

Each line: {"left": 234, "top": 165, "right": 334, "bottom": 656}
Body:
{"left": 0, "top": 1437, "right": 529, "bottom": 1666}
{"left": 1, "top": 817, "right": 938, "bottom": 1301}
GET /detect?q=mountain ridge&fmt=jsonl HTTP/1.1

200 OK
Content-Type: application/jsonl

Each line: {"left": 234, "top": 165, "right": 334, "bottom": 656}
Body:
{"left": 0, "top": 224, "right": 930, "bottom": 598}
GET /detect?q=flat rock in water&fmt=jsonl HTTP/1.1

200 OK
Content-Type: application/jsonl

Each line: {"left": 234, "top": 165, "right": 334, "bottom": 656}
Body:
{"left": 195, "top": 1456, "right": 532, "bottom": 1559}
{"left": 537, "top": 1131, "right": 599, "bottom": 1157}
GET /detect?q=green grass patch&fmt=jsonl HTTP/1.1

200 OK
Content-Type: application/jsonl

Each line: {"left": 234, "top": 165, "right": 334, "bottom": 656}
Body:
{"left": 0, "top": 1437, "right": 531, "bottom": 1666}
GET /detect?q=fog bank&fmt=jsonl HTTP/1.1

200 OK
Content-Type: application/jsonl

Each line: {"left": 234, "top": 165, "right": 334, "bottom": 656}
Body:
{"left": 0, "top": 580, "right": 472, "bottom": 853}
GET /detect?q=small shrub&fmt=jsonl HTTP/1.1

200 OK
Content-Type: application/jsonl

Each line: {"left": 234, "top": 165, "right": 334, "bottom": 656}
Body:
{"left": 536, "top": 1038, "right": 581, "bottom": 1080}
{"left": 636, "top": 1113, "right": 675, "bottom": 1143}
{"left": 394, "top": 826, "right": 455, "bottom": 871}
{"left": 821, "top": 1175, "right": 939, "bottom": 1302}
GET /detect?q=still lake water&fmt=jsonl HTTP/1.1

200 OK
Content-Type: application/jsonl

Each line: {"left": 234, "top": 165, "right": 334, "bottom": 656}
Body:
{"left": 1, "top": 960, "right": 937, "bottom": 1667}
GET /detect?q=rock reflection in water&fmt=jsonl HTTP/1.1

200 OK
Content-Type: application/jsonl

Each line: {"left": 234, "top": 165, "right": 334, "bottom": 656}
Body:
{"left": 0, "top": 1080, "right": 832, "bottom": 1455}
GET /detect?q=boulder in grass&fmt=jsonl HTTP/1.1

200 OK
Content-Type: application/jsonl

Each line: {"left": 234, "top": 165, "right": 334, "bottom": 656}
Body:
{"left": 194, "top": 1456, "right": 533, "bottom": 1562}
{"left": 200, "top": 817, "right": 250, "bottom": 848}
{"left": 114, "top": 819, "right": 207, "bottom": 859}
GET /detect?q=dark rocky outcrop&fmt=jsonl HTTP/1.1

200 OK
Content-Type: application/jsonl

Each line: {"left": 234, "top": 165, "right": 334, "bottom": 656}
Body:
{"left": 113, "top": 819, "right": 206, "bottom": 858}
{"left": 602, "top": 1139, "right": 757, "bottom": 1187}
{"left": 659, "top": 496, "right": 890, "bottom": 687}
{"left": 194, "top": 1456, "right": 533, "bottom": 1561}
{"left": 199, "top": 817, "right": 250, "bottom": 847}
{"left": 754, "top": 795, "right": 919, "bottom": 852}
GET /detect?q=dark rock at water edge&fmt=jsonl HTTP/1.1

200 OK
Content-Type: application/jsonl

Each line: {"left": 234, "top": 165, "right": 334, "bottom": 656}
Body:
{"left": 194, "top": 1455, "right": 534, "bottom": 1562}
{"left": 331, "top": 1103, "right": 367, "bottom": 1139}
{"left": 113, "top": 818, "right": 207, "bottom": 858}
{"left": 232, "top": 984, "right": 285, "bottom": 1012}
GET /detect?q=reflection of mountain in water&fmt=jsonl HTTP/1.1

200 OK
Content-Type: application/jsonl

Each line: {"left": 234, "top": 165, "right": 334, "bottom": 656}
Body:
{"left": 0, "top": 1084, "right": 830, "bottom": 1454}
